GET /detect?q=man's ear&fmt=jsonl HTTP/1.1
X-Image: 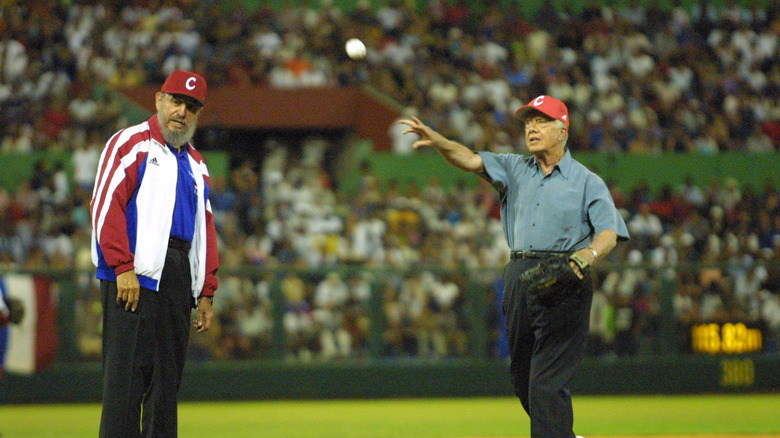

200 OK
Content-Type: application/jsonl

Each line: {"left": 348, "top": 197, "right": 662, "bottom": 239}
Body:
{"left": 155, "top": 92, "right": 163, "bottom": 112}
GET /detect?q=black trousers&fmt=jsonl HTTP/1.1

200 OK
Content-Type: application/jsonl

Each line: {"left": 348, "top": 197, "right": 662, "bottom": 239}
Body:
{"left": 99, "top": 245, "right": 193, "bottom": 438}
{"left": 502, "top": 257, "right": 593, "bottom": 438}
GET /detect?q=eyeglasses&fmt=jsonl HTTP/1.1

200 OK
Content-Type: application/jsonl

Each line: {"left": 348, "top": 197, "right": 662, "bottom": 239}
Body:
{"left": 522, "top": 116, "right": 556, "bottom": 127}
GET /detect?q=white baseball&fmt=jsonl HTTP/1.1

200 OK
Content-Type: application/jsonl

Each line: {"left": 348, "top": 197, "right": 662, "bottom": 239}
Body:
{"left": 345, "top": 38, "right": 367, "bottom": 60}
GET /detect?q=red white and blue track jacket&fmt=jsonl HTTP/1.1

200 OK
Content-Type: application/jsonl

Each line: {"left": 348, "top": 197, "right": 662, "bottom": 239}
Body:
{"left": 90, "top": 115, "right": 219, "bottom": 300}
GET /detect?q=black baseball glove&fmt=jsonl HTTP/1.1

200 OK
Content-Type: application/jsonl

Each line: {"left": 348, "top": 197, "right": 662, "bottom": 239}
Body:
{"left": 518, "top": 254, "right": 590, "bottom": 307}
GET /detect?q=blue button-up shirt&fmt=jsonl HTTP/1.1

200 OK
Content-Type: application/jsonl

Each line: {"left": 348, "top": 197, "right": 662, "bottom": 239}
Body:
{"left": 477, "top": 149, "right": 629, "bottom": 251}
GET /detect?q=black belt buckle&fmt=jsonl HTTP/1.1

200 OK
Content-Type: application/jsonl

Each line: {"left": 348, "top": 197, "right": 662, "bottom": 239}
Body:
{"left": 168, "top": 237, "right": 191, "bottom": 252}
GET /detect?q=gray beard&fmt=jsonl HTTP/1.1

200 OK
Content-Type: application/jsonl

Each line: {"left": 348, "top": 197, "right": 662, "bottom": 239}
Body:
{"left": 158, "top": 112, "right": 197, "bottom": 147}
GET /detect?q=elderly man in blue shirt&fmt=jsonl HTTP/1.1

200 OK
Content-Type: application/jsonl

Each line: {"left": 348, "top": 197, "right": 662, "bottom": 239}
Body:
{"left": 400, "top": 95, "right": 629, "bottom": 438}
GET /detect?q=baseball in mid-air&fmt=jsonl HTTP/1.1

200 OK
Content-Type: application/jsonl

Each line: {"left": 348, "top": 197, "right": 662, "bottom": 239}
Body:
{"left": 345, "top": 38, "right": 367, "bottom": 59}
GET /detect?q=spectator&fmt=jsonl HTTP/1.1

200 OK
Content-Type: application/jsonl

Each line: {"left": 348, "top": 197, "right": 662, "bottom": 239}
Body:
{"left": 628, "top": 203, "right": 663, "bottom": 249}
{"left": 282, "top": 271, "right": 315, "bottom": 360}
{"left": 389, "top": 107, "right": 419, "bottom": 155}
{"left": 313, "top": 272, "right": 352, "bottom": 359}
{"left": 0, "top": 27, "right": 29, "bottom": 84}
{"left": 71, "top": 130, "right": 102, "bottom": 193}
{"left": 344, "top": 272, "right": 372, "bottom": 356}
{"left": 602, "top": 249, "right": 647, "bottom": 356}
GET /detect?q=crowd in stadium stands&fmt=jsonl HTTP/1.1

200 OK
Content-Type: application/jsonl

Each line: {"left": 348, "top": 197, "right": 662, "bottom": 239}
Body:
{"left": 0, "top": 1, "right": 779, "bottom": 361}
{"left": 2, "top": 1, "right": 780, "bottom": 154}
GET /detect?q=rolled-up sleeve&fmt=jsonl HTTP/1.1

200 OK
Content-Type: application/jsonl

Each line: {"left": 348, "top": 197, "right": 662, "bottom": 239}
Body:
{"left": 586, "top": 174, "right": 629, "bottom": 241}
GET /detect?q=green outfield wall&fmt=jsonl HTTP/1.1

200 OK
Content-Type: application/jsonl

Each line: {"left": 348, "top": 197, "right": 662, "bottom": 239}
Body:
{"left": 0, "top": 151, "right": 229, "bottom": 193}
{"left": 338, "top": 150, "right": 780, "bottom": 197}
{"left": 1, "top": 151, "right": 777, "bottom": 197}
{"left": 1, "top": 355, "right": 778, "bottom": 404}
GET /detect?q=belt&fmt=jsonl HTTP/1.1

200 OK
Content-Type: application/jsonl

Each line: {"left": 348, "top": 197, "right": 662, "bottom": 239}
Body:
{"left": 168, "top": 236, "right": 191, "bottom": 252}
{"left": 510, "top": 250, "right": 567, "bottom": 260}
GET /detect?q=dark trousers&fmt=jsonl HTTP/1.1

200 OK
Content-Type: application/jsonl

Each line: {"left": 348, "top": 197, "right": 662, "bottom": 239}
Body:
{"left": 99, "top": 245, "right": 193, "bottom": 438}
{"left": 502, "top": 258, "right": 593, "bottom": 438}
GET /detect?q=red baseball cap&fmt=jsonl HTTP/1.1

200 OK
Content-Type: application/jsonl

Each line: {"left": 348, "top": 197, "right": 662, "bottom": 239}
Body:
{"left": 516, "top": 95, "right": 569, "bottom": 128}
{"left": 160, "top": 69, "right": 207, "bottom": 106}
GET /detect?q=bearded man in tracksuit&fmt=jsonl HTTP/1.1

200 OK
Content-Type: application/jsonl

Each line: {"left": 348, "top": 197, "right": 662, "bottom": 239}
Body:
{"left": 91, "top": 70, "right": 219, "bottom": 437}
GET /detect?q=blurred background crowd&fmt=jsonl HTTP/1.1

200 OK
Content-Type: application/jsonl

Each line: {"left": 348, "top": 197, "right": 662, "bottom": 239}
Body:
{"left": 0, "top": 0, "right": 779, "bottom": 363}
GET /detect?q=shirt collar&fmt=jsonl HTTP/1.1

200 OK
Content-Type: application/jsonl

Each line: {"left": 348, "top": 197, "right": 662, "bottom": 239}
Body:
{"left": 530, "top": 148, "right": 572, "bottom": 180}
{"left": 558, "top": 148, "right": 573, "bottom": 179}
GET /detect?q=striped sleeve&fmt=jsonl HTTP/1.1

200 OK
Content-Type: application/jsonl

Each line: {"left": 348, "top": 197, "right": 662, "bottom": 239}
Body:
{"left": 190, "top": 149, "right": 219, "bottom": 296}
{"left": 201, "top": 196, "right": 219, "bottom": 297}
{"left": 90, "top": 127, "right": 147, "bottom": 274}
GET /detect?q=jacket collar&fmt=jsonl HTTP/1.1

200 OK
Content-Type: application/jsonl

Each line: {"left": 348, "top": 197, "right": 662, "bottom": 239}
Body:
{"left": 148, "top": 115, "right": 166, "bottom": 147}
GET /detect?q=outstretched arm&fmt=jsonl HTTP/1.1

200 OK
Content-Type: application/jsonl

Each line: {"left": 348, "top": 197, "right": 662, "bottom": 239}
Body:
{"left": 399, "top": 117, "right": 484, "bottom": 174}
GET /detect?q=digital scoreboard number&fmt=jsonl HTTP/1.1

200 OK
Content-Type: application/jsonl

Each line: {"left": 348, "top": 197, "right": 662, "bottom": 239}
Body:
{"left": 691, "top": 322, "right": 763, "bottom": 354}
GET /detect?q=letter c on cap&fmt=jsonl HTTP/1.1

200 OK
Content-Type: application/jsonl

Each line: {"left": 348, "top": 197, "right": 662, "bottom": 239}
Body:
{"left": 186, "top": 77, "right": 196, "bottom": 90}
{"left": 533, "top": 96, "right": 545, "bottom": 106}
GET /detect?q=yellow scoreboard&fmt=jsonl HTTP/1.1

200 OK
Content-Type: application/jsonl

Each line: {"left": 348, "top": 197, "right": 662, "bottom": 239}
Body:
{"left": 691, "top": 322, "right": 763, "bottom": 355}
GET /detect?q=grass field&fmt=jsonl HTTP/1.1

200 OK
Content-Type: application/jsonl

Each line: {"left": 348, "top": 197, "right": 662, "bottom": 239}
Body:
{"left": 1, "top": 395, "right": 778, "bottom": 438}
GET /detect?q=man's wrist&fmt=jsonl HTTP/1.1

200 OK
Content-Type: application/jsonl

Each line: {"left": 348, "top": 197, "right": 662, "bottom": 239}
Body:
{"left": 586, "top": 246, "right": 598, "bottom": 261}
